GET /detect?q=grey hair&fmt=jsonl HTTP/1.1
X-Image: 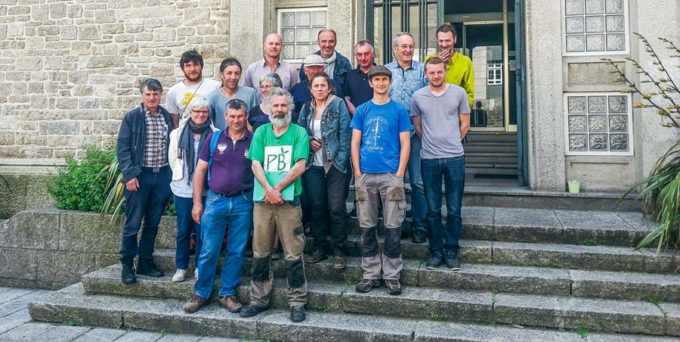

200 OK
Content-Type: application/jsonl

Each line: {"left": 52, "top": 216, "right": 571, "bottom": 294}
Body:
{"left": 392, "top": 32, "right": 415, "bottom": 49}
{"left": 259, "top": 73, "right": 283, "bottom": 88}
{"left": 186, "top": 96, "right": 210, "bottom": 112}
{"left": 269, "top": 87, "right": 295, "bottom": 116}
{"left": 355, "top": 39, "right": 374, "bottom": 53}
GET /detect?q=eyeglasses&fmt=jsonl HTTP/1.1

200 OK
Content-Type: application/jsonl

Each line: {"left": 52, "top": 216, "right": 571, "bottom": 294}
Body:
{"left": 191, "top": 110, "right": 209, "bottom": 114}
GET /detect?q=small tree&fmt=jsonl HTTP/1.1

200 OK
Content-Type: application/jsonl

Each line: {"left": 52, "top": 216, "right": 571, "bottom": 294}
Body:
{"left": 603, "top": 33, "right": 680, "bottom": 252}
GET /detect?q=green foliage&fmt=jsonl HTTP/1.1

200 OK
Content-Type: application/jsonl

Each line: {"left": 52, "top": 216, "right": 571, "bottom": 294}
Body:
{"left": 606, "top": 34, "right": 680, "bottom": 252}
{"left": 100, "top": 156, "right": 126, "bottom": 218}
{"left": 48, "top": 146, "right": 116, "bottom": 212}
{"left": 581, "top": 239, "right": 597, "bottom": 246}
{"left": 648, "top": 296, "right": 662, "bottom": 306}
{"left": 575, "top": 327, "right": 590, "bottom": 339}
{"left": 624, "top": 140, "right": 680, "bottom": 252}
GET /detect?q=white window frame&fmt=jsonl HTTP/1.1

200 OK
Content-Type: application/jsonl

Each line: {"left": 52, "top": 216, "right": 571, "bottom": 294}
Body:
{"left": 563, "top": 92, "right": 634, "bottom": 156}
{"left": 277, "top": 7, "right": 328, "bottom": 64}
{"left": 487, "top": 63, "right": 503, "bottom": 85}
{"left": 561, "top": 0, "right": 630, "bottom": 56}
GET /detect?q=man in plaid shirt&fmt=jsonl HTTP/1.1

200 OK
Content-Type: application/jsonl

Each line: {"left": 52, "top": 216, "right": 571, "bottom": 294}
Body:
{"left": 116, "top": 78, "right": 175, "bottom": 285}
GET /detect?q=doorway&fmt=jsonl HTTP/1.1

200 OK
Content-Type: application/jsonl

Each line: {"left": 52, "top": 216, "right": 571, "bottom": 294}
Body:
{"left": 366, "top": 0, "right": 527, "bottom": 185}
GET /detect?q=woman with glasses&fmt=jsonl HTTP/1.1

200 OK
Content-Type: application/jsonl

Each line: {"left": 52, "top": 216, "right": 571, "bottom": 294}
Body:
{"left": 168, "top": 97, "right": 217, "bottom": 282}
{"left": 248, "top": 73, "right": 283, "bottom": 132}
{"left": 297, "top": 72, "right": 352, "bottom": 269}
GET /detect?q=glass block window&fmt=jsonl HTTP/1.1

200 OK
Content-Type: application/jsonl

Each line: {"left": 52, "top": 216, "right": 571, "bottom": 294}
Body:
{"left": 278, "top": 8, "right": 327, "bottom": 62}
{"left": 563, "top": 0, "right": 628, "bottom": 55}
{"left": 564, "top": 93, "right": 633, "bottom": 155}
{"left": 487, "top": 63, "right": 503, "bottom": 85}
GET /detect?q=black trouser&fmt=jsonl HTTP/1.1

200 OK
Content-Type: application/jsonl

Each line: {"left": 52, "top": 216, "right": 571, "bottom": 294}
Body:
{"left": 302, "top": 165, "right": 350, "bottom": 253}
{"left": 120, "top": 166, "right": 172, "bottom": 261}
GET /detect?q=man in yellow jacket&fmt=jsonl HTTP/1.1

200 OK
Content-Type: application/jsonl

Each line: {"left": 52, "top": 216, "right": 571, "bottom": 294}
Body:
{"left": 424, "top": 23, "right": 474, "bottom": 108}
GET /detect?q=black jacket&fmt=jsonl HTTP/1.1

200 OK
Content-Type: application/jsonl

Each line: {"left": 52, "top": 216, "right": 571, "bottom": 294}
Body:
{"left": 116, "top": 103, "right": 174, "bottom": 183}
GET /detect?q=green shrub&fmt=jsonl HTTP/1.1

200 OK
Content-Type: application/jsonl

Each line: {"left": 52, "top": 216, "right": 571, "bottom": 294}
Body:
{"left": 49, "top": 146, "right": 116, "bottom": 212}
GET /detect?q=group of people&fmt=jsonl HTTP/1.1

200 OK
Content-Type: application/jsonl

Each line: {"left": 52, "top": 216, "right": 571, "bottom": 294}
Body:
{"left": 115, "top": 24, "right": 474, "bottom": 323}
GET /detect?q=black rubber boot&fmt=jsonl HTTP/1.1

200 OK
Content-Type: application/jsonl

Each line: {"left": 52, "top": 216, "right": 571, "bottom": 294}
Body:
{"left": 137, "top": 258, "right": 164, "bottom": 277}
{"left": 121, "top": 258, "right": 136, "bottom": 284}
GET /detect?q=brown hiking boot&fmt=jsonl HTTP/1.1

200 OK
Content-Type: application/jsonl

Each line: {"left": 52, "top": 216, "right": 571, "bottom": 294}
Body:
{"left": 332, "top": 249, "right": 346, "bottom": 270}
{"left": 384, "top": 279, "right": 402, "bottom": 295}
{"left": 183, "top": 294, "right": 208, "bottom": 313}
{"left": 355, "top": 278, "right": 381, "bottom": 293}
{"left": 219, "top": 295, "right": 243, "bottom": 313}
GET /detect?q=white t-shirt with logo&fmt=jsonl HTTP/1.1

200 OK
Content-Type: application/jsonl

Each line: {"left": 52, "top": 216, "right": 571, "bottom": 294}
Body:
{"left": 165, "top": 78, "right": 221, "bottom": 119}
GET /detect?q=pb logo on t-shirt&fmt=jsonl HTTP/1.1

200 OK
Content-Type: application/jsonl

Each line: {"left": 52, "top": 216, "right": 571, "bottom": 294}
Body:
{"left": 264, "top": 146, "right": 292, "bottom": 172}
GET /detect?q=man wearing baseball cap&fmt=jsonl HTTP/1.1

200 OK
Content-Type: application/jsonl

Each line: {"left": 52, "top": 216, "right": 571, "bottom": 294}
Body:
{"left": 291, "top": 54, "right": 341, "bottom": 122}
{"left": 350, "top": 65, "right": 412, "bottom": 296}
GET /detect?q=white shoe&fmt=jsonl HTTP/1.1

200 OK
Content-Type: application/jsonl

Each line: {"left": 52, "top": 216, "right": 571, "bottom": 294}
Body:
{"left": 194, "top": 268, "right": 198, "bottom": 279}
{"left": 171, "top": 269, "right": 186, "bottom": 282}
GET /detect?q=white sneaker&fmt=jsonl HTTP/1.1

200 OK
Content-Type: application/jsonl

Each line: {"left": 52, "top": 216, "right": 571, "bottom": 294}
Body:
{"left": 194, "top": 268, "right": 198, "bottom": 279}
{"left": 171, "top": 269, "right": 186, "bottom": 282}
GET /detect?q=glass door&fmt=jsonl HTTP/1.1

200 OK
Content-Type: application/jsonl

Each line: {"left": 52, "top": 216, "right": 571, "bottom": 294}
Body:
{"left": 367, "top": 0, "right": 443, "bottom": 65}
{"left": 463, "top": 22, "right": 505, "bottom": 130}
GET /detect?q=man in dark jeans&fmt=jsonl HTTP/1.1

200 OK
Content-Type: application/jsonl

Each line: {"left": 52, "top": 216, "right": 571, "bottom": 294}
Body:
{"left": 411, "top": 57, "right": 470, "bottom": 270}
{"left": 116, "top": 78, "right": 174, "bottom": 284}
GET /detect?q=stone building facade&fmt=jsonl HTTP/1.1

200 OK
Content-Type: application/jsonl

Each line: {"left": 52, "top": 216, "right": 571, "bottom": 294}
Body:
{"left": 0, "top": 0, "right": 230, "bottom": 163}
{"left": 0, "top": 0, "right": 679, "bottom": 196}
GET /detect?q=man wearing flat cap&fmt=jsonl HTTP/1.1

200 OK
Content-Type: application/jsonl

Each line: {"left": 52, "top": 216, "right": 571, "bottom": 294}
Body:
{"left": 290, "top": 54, "right": 341, "bottom": 122}
{"left": 350, "top": 65, "right": 411, "bottom": 296}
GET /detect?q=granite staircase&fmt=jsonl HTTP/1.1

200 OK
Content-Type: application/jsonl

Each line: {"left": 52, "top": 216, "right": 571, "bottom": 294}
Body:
{"left": 27, "top": 206, "right": 680, "bottom": 341}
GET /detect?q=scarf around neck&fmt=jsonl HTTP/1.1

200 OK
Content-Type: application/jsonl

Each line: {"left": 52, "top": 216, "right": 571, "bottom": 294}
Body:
{"left": 178, "top": 119, "right": 212, "bottom": 184}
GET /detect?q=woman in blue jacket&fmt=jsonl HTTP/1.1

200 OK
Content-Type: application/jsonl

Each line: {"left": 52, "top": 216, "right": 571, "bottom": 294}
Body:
{"left": 297, "top": 72, "right": 351, "bottom": 269}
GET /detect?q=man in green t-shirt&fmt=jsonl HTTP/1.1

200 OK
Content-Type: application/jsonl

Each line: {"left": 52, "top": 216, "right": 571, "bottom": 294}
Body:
{"left": 240, "top": 88, "right": 310, "bottom": 323}
{"left": 424, "top": 23, "right": 474, "bottom": 107}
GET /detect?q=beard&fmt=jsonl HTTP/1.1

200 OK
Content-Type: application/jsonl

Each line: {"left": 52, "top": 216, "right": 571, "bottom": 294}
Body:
{"left": 270, "top": 111, "right": 291, "bottom": 128}
{"left": 184, "top": 71, "right": 202, "bottom": 82}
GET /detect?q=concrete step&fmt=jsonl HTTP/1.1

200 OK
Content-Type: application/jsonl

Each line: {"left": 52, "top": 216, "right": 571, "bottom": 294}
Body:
{"left": 466, "top": 132, "right": 517, "bottom": 143}
{"left": 29, "top": 282, "right": 680, "bottom": 337}
{"left": 464, "top": 143, "right": 518, "bottom": 154}
{"left": 86, "top": 263, "right": 680, "bottom": 302}
{"left": 466, "top": 154, "right": 518, "bottom": 166}
{"left": 154, "top": 208, "right": 655, "bottom": 252}
{"left": 341, "top": 208, "right": 655, "bottom": 247}
{"left": 155, "top": 233, "right": 678, "bottom": 275}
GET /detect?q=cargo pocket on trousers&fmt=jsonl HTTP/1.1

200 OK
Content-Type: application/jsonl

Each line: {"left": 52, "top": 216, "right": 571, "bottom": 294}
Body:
{"left": 386, "top": 184, "right": 406, "bottom": 228}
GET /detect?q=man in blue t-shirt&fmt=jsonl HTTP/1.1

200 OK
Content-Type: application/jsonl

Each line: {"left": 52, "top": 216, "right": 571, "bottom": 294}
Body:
{"left": 350, "top": 65, "right": 412, "bottom": 296}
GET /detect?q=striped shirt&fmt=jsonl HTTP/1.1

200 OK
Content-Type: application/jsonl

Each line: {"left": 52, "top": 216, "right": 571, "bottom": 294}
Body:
{"left": 143, "top": 108, "right": 168, "bottom": 168}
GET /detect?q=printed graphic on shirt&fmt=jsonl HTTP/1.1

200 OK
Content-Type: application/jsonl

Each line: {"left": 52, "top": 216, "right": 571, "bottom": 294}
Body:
{"left": 264, "top": 145, "right": 293, "bottom": 172}
{"left": 363, "top": 116, "right": 388, "bottom": 153}
{"left": 181, "top": 91, "right": 199, "bottom": 107}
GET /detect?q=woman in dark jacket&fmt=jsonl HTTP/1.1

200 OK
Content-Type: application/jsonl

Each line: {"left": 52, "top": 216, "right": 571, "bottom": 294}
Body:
{"left": 297, "top": 72, "right": 351, "bottom": 269}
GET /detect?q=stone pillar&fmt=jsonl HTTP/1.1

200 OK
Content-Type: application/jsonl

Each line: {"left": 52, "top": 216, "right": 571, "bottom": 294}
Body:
{"left": 327, "top": 0, "right": 355, "bottom": 58}
{"left": 524, "top": 0, "right": 567, "bottom": 191}
{"left": 229, "top": 0, "right": 273, "bottom": 67}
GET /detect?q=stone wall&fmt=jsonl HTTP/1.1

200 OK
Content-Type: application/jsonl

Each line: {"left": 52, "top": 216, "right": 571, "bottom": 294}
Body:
{"left": 0, "top": 0, "right": 230, "bottom": 161}
{"left": 0, "top": 209, "right": 178, "bottom": 289}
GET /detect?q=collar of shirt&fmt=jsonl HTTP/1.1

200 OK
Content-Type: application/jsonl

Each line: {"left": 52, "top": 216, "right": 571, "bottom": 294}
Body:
{"left": 260, "top": 58, "right": 281, "bottom": 68}
{"left": 144, "top": 106, "right": 160, "bottom": 117}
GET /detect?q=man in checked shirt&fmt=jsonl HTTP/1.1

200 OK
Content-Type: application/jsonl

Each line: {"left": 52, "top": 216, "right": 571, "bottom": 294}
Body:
{"left": 116, "top": 78, "right": 175, "bottom": 285}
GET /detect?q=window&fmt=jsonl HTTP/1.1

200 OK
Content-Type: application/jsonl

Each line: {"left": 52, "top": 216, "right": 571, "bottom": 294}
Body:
{"left": 564, "top": 93, "right": 633, "bottom": 155}
{"left": 487, "top": 63, "right": 503, "bottom": 85}
{"left": 563, "top": 0, "right": 629, "bottom": 55}
{"left": 278, "top": 8, "right": 327, "bottom": 62}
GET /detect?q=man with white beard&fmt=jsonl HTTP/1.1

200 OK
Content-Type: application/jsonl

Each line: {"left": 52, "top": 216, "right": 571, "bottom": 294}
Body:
{"left": 240, "top": 88, "right": 311, "bottom": 323}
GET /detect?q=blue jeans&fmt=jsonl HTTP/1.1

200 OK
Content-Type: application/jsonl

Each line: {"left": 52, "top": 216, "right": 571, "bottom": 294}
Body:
{"left": 120, "top": 167, "right": 172, "bottom": 261}
{"left": 406, "top": 134, "right": 427, "bottom": 233}
{"left": 174, "top": 195, "right": 204, "bottom": 270}
{"left": 194, "top": 190, "right": 253, "bottom": 299}
{"left": 421, "top": 157, "right": 465, "bottom": 258}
